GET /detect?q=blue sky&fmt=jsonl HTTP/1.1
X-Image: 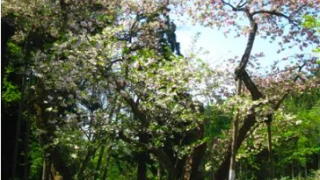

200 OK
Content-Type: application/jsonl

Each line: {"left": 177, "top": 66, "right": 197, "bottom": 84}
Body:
{"left": 173, "top": 19, "right": 316, "bottom": 71}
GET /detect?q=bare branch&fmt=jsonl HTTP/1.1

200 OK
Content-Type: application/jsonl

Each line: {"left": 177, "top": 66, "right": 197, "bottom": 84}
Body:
{"left": 221, "top": 0, "right": 246, "bottom": 11}
{"left": 290, "top": 5, "right": 307, "bottom": 17}
{"left": 252, "top": 10, "right": 297, "bottom": 24}
{"left": 236, "top": 0, "right": 247, "bottom": 8}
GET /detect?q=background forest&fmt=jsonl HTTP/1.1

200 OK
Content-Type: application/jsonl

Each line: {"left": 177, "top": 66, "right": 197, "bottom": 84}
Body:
{"left": 1, "top": 0, "right": 320, "bottom": 180}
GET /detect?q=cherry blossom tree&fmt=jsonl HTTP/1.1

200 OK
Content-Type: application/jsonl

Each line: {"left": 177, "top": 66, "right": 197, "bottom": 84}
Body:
{"left": 3, "top": 0, "right": 215, "bottom": 179}
{"left": 174, "top": 0, "right": 320, "bottom": 179}
{"left": 3, "top": 0, "right": 320, "bottom": 179}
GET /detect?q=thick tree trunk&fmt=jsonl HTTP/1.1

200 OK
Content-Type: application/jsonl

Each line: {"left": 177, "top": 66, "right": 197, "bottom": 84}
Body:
{"left": 42, "top": 158, "right": 51, "bottom": 180}
{"left": 51, "top": 147, "right": 74, "bottom": 180}
{"left": 137, "top": 132, "right": 149, "bottom": 180}
{"left": 182, "top": 156, "right": 193, "bottom": 180}
{"left": 189, "top": 129, "right": 206, "bottom": 180}
{"left": 153, "top": 148, "right": 177, "bottom": 180}
{"left": 215, "top": 114, "right": 257, "bottom": 180}
{"left": 42, "top": 150, "right": 69, "bottom": 180}
{"left": 50, "top": 162, "right": 64, "bottom": 180}
{"left": 137, "top": 152, "right": 148, "bottom": 180}
{"left": 12, "top": 54, "right": 28, "bottom": 180}
{"left": 12, "top": 101, "right": 23, "bottom": 179}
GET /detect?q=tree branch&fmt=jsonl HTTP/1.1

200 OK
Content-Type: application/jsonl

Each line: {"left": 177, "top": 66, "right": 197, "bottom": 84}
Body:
{"left": 272, "top": 63, "right": 306, "bottom": 110}
{"left": 290, "top": 5, "right": 306, "bottom": 17}
{"left": 236, "top": 0, "right": 247, "bottom": 8}
{"left": 252, "top": 10, "right": 297, "bottom": 24}
{"left": 235, "top": 9, "right": 258, "bottom": 79}
{"left": 241, "top": 70, "right": 263, "bottom": 100}
{"left": 115, "top": 81, "right": 148, "bottom": 124}
{"left": 221, "top": 0, "right": 246, "bottom": 12}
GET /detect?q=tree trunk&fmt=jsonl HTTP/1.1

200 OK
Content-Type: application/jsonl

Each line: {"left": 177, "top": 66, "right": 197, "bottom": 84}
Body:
{"left": 12, "top": 104, "right": 23, "bottom": 179}
{"left": 215, "top": 113, "right": 257, "bottom": 180}
{"left": 182, "top": 156, "right": 193, "bottom": 180}
{"left": 190, "top": 142, "right": 206, "bottom": 180}
{"left": 245, "top": 162, "right": 248, "bottom": 180}
{"left": 101, "top": 156, "right": 111, "bottom": 180}
{"left": 23, "top": 116, "right": 31, "bottom": 180}
{"left": 229, "top": 79, "right": 242, "bottom": 180}
{"left": 291, "top": 161, "right": 294, "bottom": 179}
{"left": 44, "top": 146, "right": 74, "bottom": 180}
{"left": 12, "top": 64, "right": 27, "bottom": 179}
{"left": 157, "top": 163, "right": 163, "bottom": 180}
{"left": 94, "top": 101, "right": 117, "bottom": 180}
{"left": 137, "top": 151, "right": 148, "bottom": 180}
{"left": 304, "top": 164, "right": 307, "bottom": 178}
{"left": 218, "top": 9, "right": 259, "bottom": 179}
{"left": 266, "top": 121, "right": 274, "bottom": 179}
{"left": 318, "top": 154, "right": 320, "bottom": 170}
{"left": 94, "top": 145, "right": 106, "bottom": 180}
{"left": 229, "top": 116, "right": 239, "bottom": 180}
{"left": 2, "top": 17, "right": 18, "bottom": 180}
{"left": 42, "top": 158, "right": 51, "bottom": 180}
{"left": 101, "top": 167, "right": 108, "bottom": 180}
{"left": 78, "top": 148, "right": 98, "bottom": 179}
{"left": 239, "top": 161, "right": 242, "bottom": 179}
